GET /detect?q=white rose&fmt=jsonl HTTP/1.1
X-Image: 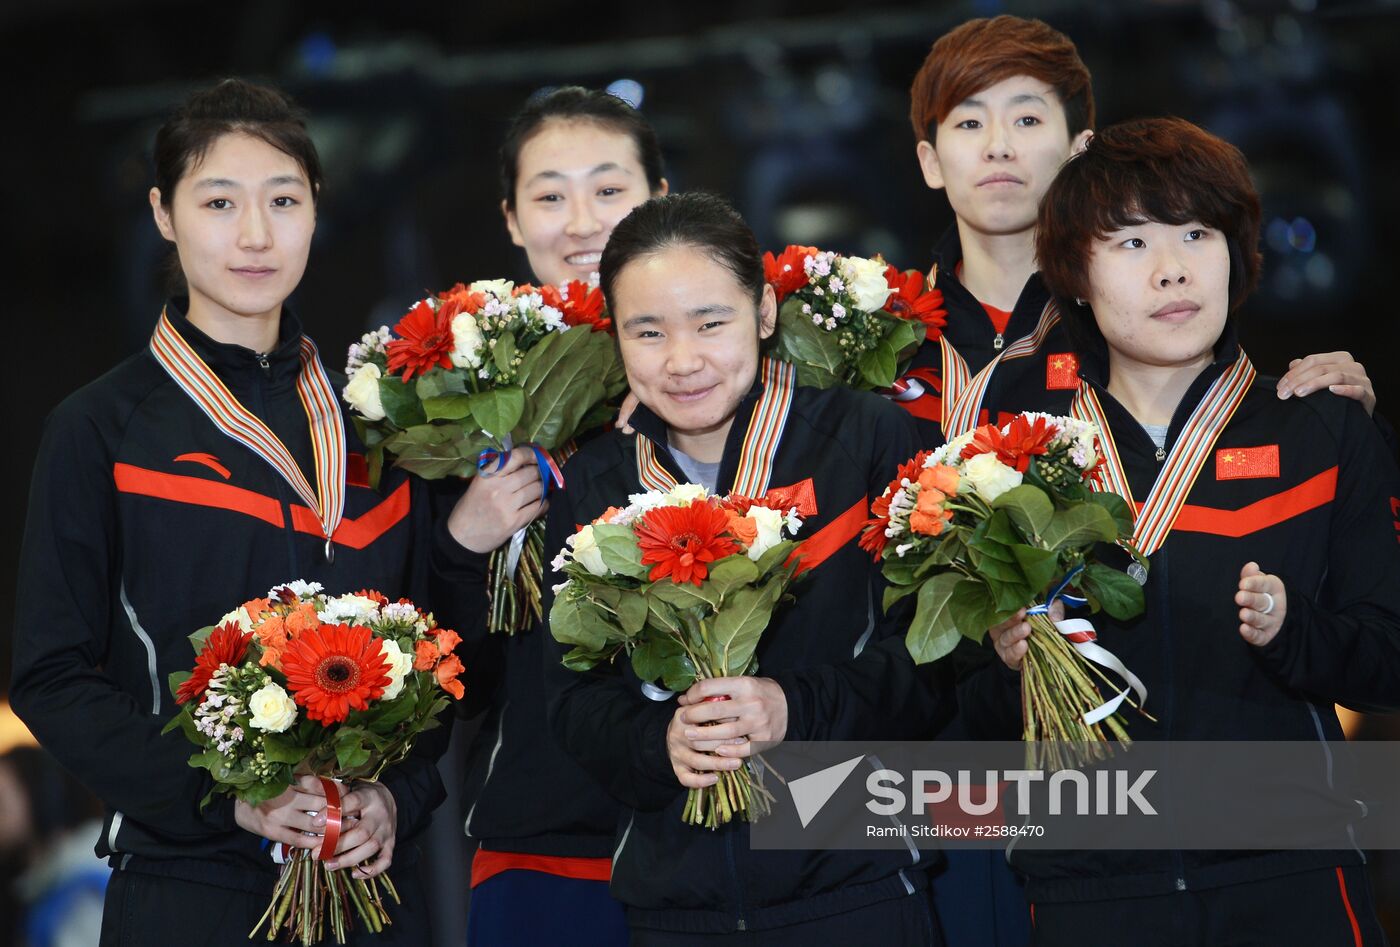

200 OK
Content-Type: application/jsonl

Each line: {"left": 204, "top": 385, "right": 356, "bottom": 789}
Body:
{"left": 666, "top": 484, "right": 709, "bottom": 506}
{"left": 343, "top": 363, "right": 386, "bottom": 421}
{"left": 837, "top": 255, "right": 892, "bottom": 312}
{"left": 248, "top": 682, "right": 298, "bottom": 733}
{"left": 218, "top": 606, "right": 253, "bottom": 634}
{"left": 317, "top": 594, "right": 381, "bottom": 627}
{"left": 379, "top": 638, "right": 414, "bottom": 700}
{"left": 469, "top": 279, "right": 515, "bottom": 298}
{"left": 448, "top": 312, "right": 484, "bottom": 369}
{"left": 960, "top": 452, "right": 1023, "bottom": 503}
{"left": 568, "top": 525, "right": 608, "bottom": 576}
{"left": 626, "top": 490, "right": 671, "bottom": 514}
{"left": 745, "top": 506, "right": 788, "bottom": 561}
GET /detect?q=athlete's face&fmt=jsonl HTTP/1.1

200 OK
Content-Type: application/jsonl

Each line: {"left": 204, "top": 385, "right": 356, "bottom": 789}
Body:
{"left": 613, "top": 245, "right": 776, "bottom": 461}
{"left": 150, "top": 132, "right": 316, "bottom": 327}
{"left": 917, "top": 75, "right": 1090, "bottom": 238}
{"left": 505, "top": 119, "right": 667, "bottom": 288}
{"left": 1086, "top": 219, "right": 1232, "bottom": 372}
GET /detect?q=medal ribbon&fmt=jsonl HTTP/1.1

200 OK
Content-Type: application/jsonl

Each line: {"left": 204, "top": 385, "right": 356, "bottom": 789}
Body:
{"left": 636, "top": 357, "right": 796, "bottom": 496}
{"left": 1071, "top": 349, "right": 1256, "bottom": 557}
{"left": 939, "top": 298, "right": 1061, "bottom": 438}
{"left": 150, "top": 311, "right": 346, "bottom": 545}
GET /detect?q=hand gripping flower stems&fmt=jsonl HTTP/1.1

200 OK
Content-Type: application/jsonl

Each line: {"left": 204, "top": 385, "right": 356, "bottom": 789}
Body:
{"left": 550, "top": 485, "right": 803, "bottom": 827}
{"left": 863, "top": 413, "right": 1151, "bottom": 769}
{"left": 163, "top": 583, "right": 464, "bottom": 944}
{"left": 343, "top": 279, "right": 624, "bottom": 634}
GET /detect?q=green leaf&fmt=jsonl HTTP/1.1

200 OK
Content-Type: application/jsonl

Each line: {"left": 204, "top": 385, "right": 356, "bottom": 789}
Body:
{"left": 1081, "top": 562, "right": 1147, "bottom": 620}
{"left": 548, "top": 592, "right": 618, "bottom": 651}
{"left": 235, "top": 778, "right": 289, "bottom": 807}
{"left": 883, "top": 580, "right": 921, "bottom": 611}
{"left": 378, "top": 375, "right": 427, "bottom": 428}
{"left": 905, "top": 572, "right": 965, "bottom": 664}
{"left": 774, "top": 303, "right": 844, "bottom": 388}
{"left": 630, "top": 635, "right": 695, "bottom": 691}
{"left": 648, "top": 580, "right": 719, "bottom": 610}
{"left": 492, "top": 331, "right": 518, "bottom": 377}
{"left": 883, "top": 316, "right": 927, "bottom": 365}
{"left": 1011, "top": 544, "right": 1061, "bottom": 596}
{"left": 881, "top": 553, "right": 921, "bottom": 586}
{"left": 710, "top": 577, "right": 786, "bottom": 676}
{"left": 187, "top": 625, "right": 216, "bottom": 651}
{"left": 334, "top": 730, "right": 371, "bottom": 771}
{"left": 1087, "top": 491, "right": 1136, "bottom": 540}
{"left": 705, "top": 555, "right": 761, "bottom": 599}
{"left": 261, "top": 733, "right": 311, "bottom": 765}
{"left": 856, "top": 338, "right": 899, "bottom": 389}
{"left": 947, "top": 577, "right": 999, "bottom": 642}
{"left": 991, "top": 485, "right": 1056, "bottom": 541}
{"left": 421, "top": 394, "right": 473, "bottom": 422}
{"left": 616, "top": 592, "right": 648, "bottom": 637}
{"left": 592, "top": 523, "right": 650, "bottom": 580}
{"left": 380, "top": 425, "right": 475, "bottom": 479}
{"left": 167, "top": 670, "right": 192, "bottom": 700}
{"left": 562, "top": 644, "right": 616, "bottom": 673}
{"left": 415, "top": 371, "right": 466, "bottom": 400}
{"left": 467, "top": 387, "right": 526, "bottom": 439}
{"left": 1041, "top": 503, "right": 1121, "bottom": 552}
{"left": 516, "top": 327, "right": 616, "bottom": 448}
{"left": 752, "top": 540, "right": 799, "bottom": 578}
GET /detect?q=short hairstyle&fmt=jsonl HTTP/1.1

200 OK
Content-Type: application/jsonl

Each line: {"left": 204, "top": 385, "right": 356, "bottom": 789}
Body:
{"left": 1036, "top": 117, "right": 1263, "bottom": 346}
{"left": 599, "top": 192, "right": 765, "bottom": 310}
{"left": 153, "top": 78, "right": 323, "bottom": 206}
{"left": 909, "top": 16, "right": 1094, "bottom": 143}
{"left": 499, "top": 86, "right": 666, "bottom": 209}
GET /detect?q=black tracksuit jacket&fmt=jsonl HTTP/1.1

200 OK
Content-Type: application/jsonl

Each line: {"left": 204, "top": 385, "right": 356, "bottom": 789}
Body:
{"left": 960, "top": 336, "right": 1400, "bottom": 902}
{"left": 895, "top": 228, "right": 1081, "bottom": 446}
{"left": 10, "top": 302, "right": 446, "bottom": 894}
{"left": 541, "top": 380, "right": 954, "bottom": 934}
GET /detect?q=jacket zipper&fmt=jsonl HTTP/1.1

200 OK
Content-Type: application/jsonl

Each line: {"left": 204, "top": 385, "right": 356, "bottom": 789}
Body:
{"left": 1157, "top": 548, "right": 1187, "bottom": 892}
{"left": 992, "top": 332, "right": 1004, "bottom": 351}
{"left": 464, "top": 703, "right": 509, "bottom": 837}
{"left": 246, "top": 363, "right": 300, "bottom": 572}
{"left": 725, "top": 830, "right": 747, "bottom": 931}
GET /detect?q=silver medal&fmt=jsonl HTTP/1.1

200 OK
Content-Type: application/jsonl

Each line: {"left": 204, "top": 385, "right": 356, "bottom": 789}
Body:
{"left": 1127, "top": 561, "right": 1148, "bottom": 585}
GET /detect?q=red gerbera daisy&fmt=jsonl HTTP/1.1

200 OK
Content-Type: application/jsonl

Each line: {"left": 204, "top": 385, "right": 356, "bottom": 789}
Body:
{"left": 176, "top": 621, "right": 252, "bottom": 705}
{"left": 635, "top": 500, "right": 741, "bottom": 586}
{"left": 436, "top": 283, "right": 488, "bottom": 322}
{"left": 763, "top": 245, "right": 817, "bottom": 304}
{"left": 386, "top": 299, "right": 455, "bottom": 381}
{"left": 542, "top": 281, "right": 611, "bottom": 333}
{"left": 882, "top": 266, "right": 948, "bottom": 341}
{"left": 280, "top": 623, "right": 392, "bottom": 725}
{"left": 960, "top": 415, "right": 1059, "bottom": 473}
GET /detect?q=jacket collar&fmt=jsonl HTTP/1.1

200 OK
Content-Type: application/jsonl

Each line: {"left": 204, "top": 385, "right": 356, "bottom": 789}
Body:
{"left": 929, "top": 225, "right": 1050, "bottom": 342}
{"left": 162, "top": 297, "right": 306, "bottom": 389}
{"left": 627, "top": 373, "right": 767, "bottom": 493}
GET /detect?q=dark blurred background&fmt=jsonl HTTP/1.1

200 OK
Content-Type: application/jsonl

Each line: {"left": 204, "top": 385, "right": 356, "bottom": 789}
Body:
{"left": 2, "top": 0, "right": 1398, "bottom": 943}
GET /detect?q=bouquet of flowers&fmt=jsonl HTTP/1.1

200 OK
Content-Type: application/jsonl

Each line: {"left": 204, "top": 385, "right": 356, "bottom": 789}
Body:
{"left": 549, "top": 485, "right": 805, "bottom": 827}
{"left": 344, "top": 279, "right": 625, "bottom": 634}
{"left": 765, "top": 245, "right": 947, "bottom": 390}
{"left": 862, "top": 413, "right": 1150, "bottom": 770}
{"left": 163, "top": 582, "right": 464, "bottom": 944}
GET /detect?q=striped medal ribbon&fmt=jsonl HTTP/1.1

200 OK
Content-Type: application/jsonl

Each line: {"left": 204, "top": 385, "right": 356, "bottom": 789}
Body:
{"left": 150, "top": 310, "right": 347, "bottom": 561}
{"left": 636, "top": 357, "right": 796, "bottom": 496}
{"left": 939, "top": 297, "right": 1061, "bottom": 438}
{"left": 1071, "top": 349, "right": 1256, "bottom": 560}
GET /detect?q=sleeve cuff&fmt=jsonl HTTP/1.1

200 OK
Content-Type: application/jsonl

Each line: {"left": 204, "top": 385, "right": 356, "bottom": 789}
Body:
{"left": 431, "top": 514, "right": 492, "bottom": 578}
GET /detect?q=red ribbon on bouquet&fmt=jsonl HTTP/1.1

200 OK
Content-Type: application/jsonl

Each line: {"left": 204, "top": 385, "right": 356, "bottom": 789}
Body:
{"left": 318, "top": 777, "right": 343, "bottom": 862}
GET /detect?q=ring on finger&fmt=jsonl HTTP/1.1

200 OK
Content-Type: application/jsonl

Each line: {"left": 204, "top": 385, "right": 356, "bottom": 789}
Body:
{"left": 1259, "top": 591, "right": 1275, "bottom": 616}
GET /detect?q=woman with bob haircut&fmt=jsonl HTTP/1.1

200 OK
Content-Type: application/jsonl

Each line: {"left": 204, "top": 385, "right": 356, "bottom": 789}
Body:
{"left": 542, "top": 192, "right": 951, "bottom": 944}
{"left": 980, "top": 116, "right": 1400, "bottom": 945}
{"left": 435, "top": 85, "right": 668, "bottom": 946}
{"left": 11, "top": 78, "right": 449, "bottom": 945}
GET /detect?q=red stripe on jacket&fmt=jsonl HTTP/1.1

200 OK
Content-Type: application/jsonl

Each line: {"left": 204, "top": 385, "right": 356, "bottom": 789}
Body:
{"left": 1153, "top": 467, "right": 1337, "bottom": 539}
{"left": 113, "top": 463, "right": 409, "bottom": 549}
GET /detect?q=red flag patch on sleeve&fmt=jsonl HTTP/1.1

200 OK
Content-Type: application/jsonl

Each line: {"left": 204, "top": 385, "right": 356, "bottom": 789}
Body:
{"left": 1216, "top": 445, "right": 1280, "bottom": 480}
{"left": 1045, "top": 352, "right": 1080, "bottom": 390}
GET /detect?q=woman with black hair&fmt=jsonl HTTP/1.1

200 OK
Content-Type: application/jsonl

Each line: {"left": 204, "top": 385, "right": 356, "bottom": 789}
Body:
{"left": 11, "top": 78, "right": 448, "bottom": 945}
{"left": 542, "top": 191, "right": 950, "bottom": 945}
{"left": 432, "top": 86, "right": 668, "bottom": 945}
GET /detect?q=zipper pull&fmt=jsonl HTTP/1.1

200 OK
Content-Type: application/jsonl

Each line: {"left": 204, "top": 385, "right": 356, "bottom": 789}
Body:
{"left": 257, "top": 354, "right": 271, "bottom": 376}
{"left": 1155, "top": 446, "right": 1166, "bottom": 462}
{"left": 992, "top": 332, "right": 1004, "bottom": 351}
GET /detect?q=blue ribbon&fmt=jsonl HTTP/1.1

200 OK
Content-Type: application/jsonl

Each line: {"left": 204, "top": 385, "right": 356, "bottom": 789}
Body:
{"left": 1027, "top": 564, "right": 1088, "bottom": 615}
{"left": 477, "top": 435, "right": 565, "bottom": 503}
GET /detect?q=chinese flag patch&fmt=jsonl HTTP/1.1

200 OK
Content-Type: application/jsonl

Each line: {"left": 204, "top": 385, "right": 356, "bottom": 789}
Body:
{"left": 1216, "top": 445, "right": 1280, "bottom": 480}
{"left": 1045, "top": 352, "right": 1080, "bottom": 390}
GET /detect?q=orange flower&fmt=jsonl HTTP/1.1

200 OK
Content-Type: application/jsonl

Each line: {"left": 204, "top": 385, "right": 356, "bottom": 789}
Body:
{"left": 255, "top": 615, "right": 289, "bottom": 669}
{"left": 909, "top": 509, "right": 951, "bottom": 537}
{"left": 915, "top": 486, "right": 947, "bottom": 514}
{"left": 176, "top": 622, "right": 252, "bottom": 705}
{"left": 240, "top": 596, "right": 272, "bottom": 620}
{"left": 435, "top": 628, "right": 462, "bottom": 656}
{"left": 413, "top": 639, "right": 440, "bottom": 672}
{"left": 353, "top": 589, "right": 390, "bottom": 607}
{"left": 918, "top": 465, "right": 959, "bottom": 497}
{"left": 437, "top": 282, "right": 487, "bottom": 318}
{"left": 542, "top": 281, "right": 611, "bottom": 333}
{"left": 594, "top": 506, "right": 627, "bottom": 525}
{"left": 285, "top": 602, "right": 321, "bottom": 637}
{"left": 435, "top": 654, "right": 466, "bottom": 699}
{"left": 280, "top": 623, "right": 392, "bottom": 725}
{"left": 635, "top": 500, "right": 741, "bottom": 585}
{"left": 882, "top": 266, "right": 948, "bottom": 341}
{"left": 961, "top": 415, "right": 1057, "bottom": 473}
{"left": 724, "top": 510, "right": 758, "bottom": 547}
